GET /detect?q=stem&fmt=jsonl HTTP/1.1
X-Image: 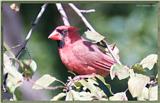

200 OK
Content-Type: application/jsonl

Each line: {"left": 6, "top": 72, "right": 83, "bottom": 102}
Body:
{"left": 124, "top": 88, "right": 129, "bottom": 93}
{"left": 26, "top": 3, "right": 48, "bottom": 41}
{"left": 102, "top": 40, "right": 122, "bottom": 65}
{"left": 56, "top": 3, "right": 70, "bottom": 26}
{"left": 16, "top": 3, "right": 48, "bottom": 58}
{"left": 80, "top": 9, "right": 95, "bottom": 13}
{"left": 56, "top": 79, "right": 66, "bottom": 86}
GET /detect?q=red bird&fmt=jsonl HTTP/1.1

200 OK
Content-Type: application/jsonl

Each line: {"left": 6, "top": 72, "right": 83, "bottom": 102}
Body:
{"left": 48, "top": 26, "right": 116, "bottom": 76}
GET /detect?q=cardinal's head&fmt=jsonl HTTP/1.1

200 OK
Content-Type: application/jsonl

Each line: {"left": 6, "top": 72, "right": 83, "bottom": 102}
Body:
{"left": 48, "top": 26, "right": 80, "bottom": 40}
{"left": 48, "top": 26, "right": 80, "bottom": 48}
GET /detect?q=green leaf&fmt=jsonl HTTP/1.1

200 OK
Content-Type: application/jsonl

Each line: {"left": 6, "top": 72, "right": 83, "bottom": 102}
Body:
{"left": 128, "top": 74, "right": 150, "bottom": 98}
{"left": 83, "top": 30, "right": 105, "bottom": 43}
{"left": 140, "top": 54, "right": 157, "bottom": 70}
{"left": 51, "top": 93, "right": 66, "bottom": 101}
{"left": 110, "top": 64, "right": 130, "bottom": 80}
{"left": 109, "top": 92, "right": 128, "bottom": 101}
{"left": 32, "top": 74, "right": 57, "bottom": 90}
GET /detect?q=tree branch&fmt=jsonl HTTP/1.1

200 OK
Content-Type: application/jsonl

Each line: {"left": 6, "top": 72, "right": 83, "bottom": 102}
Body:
{"left": 56, "top": 3, "right": 70, "bottom": 26}
{"left": 69, "top": 3, "right": 121, "bottom": 65}
{"left": 80, "top": 9, "right": 95, "bottom": 13}
{"left": 16, "top": 3, "right": 48, "bottom": 58}
{"left": 68, "top": 3, "right": 95, "bottom": 32}
{"left": 26, "top": 3, "right": 48, "bottom": 41}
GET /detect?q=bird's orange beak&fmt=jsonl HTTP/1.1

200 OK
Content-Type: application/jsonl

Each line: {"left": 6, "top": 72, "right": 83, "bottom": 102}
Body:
{"left": 48, "top": 30, "right": 63, "bottom": 41}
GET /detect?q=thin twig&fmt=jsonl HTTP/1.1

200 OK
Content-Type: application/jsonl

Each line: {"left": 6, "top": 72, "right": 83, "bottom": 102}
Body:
{"left": 124, "top": 88, "right": 129, "bottom": 93}
{"left": 68, "top": 3, "right": 95, "bottom": 31}
{"left": 102, "top": 40, "right": 122, "bottom": 65}
{"left": 56, "top": 3, "right": 70, "bottom": 26}
{"left": 69, "top": 3, "right": 121, "bottom": 65}
{"left": 16, "top": 3, "right": 48, "bottom": 58}
{"left": 80, "top": 9, "right": 95, "bottom": 13}
{"left": 26, "top": 3, "right": 48, "bottom": 41}
{"left": 56, "top": 79, "right": 66, "bottom": 86}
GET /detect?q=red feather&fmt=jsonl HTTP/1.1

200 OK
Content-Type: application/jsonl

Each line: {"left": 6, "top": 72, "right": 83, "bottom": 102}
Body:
{"left": 48, "top": 26, "right": 116, "bottom": 76}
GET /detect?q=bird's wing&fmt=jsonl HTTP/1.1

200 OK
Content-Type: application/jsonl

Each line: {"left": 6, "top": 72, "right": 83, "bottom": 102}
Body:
{"left": 71, "top": 41, "right": 115, "bottom": 71}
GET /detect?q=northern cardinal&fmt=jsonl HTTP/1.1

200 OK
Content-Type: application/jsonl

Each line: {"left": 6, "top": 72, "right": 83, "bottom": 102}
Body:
{"left": 48, "top": 26, "right": 116, "bottom": 76}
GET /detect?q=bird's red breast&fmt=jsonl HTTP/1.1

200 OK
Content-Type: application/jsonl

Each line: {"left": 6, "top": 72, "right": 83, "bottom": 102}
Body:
{"left": 48, "top": 26, "right": 116, "bottom": 76}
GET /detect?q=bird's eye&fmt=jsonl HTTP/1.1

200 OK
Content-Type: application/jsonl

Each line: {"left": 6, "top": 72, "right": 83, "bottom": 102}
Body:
{"left": 56, "top": 29, "right": 68, "bottom": 36}
{"left": 62, "top": 30, "right": 68, "bottom": 35}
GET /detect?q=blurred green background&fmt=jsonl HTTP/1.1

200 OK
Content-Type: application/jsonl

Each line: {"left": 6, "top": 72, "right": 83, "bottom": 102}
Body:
{"left": 3, "top": 2, "right": 158, "bottom": 100}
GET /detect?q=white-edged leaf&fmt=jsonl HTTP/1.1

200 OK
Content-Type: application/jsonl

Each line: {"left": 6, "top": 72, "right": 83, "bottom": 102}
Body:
{"left": 137, "top": 87, "right": 149, "bottom": 101}
{"left": 100, "top": 98, "right": 108, "bottom": 101}
{"left": 110, "top": 64, "right": 130, "bottom": 80}
{"left": 128, "top": 74, "right": 150, "bottom": 98}
{"left": 83, "top": 30, "right": 105, "bottom": 43}
{"left": 109, "top": 92, "right": 128, "bottom": 101}
{"left": 79, "top": 78, "right": 106, "bottom": 99}
{"left": 149, "top": 85, "right": 158, "bottom": 101}
{"left": 140, "top": 54, "right": 158, "bottom": 70}
{"left": 4, "top": 53, "right": 23, "bottom": 93}
{"left": 32, "top": 74, "right": 57, "bottom": 89}
{"left": 65, "top": 90, "right": 74, "bottom": 101}
{"left": 79, "top": 79, "right": 97, "bottom": 94}
{"left": 5, "top": 64, "right": 23, "bottom": 84}
{"left": 78, "top": 91, "right": 94, "bottom": 101}
{"left": 74, "top": 91, "right": 93, "bottom": 101}
{"left": 65, "top": 90, "right": 94, "bottom": 101}
{"left": 51, "top": 93, "right": 66, "bottom": 101}
{"left": 7, "top": 73, "right": 23, "bottom": 93}
{"left": 4, "top": 53, "right": 12, "bottom": 70}
{"left": 71, "top": 90, "right": 82, "bottom": 100}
